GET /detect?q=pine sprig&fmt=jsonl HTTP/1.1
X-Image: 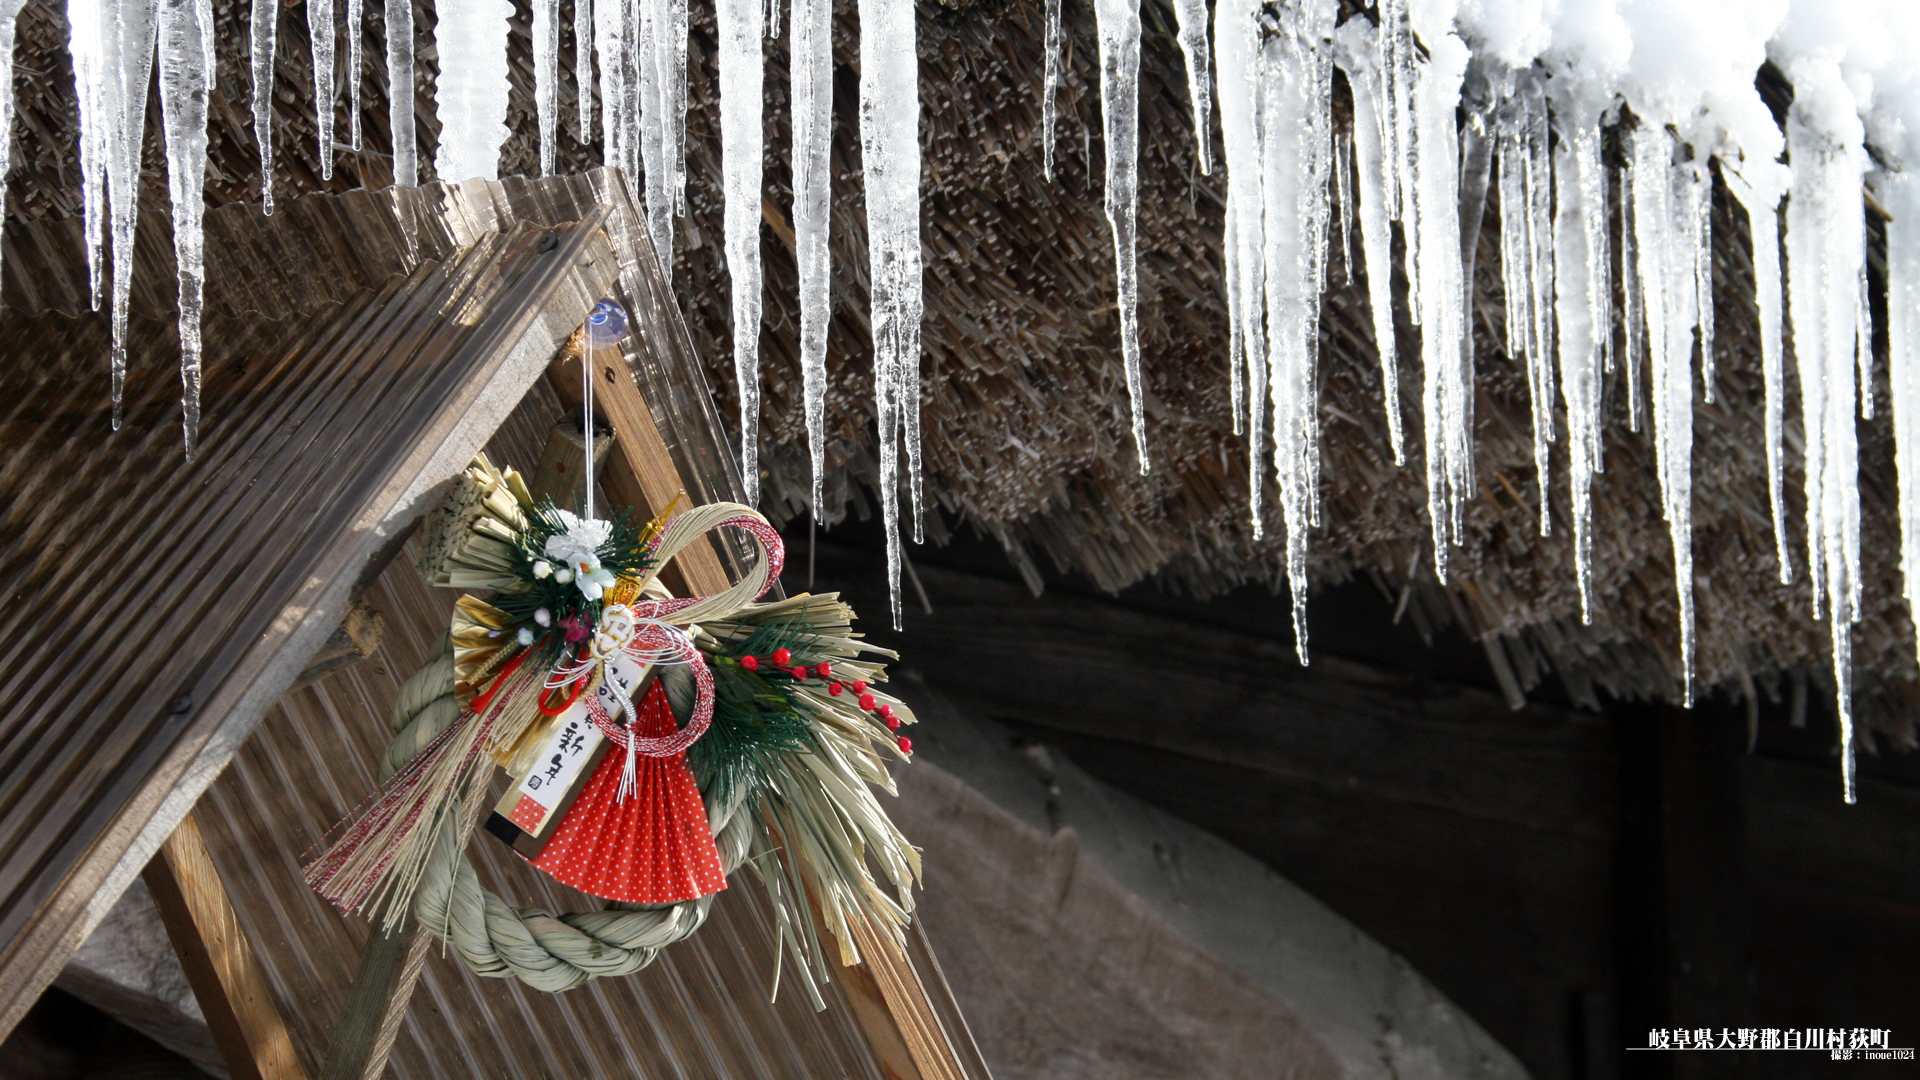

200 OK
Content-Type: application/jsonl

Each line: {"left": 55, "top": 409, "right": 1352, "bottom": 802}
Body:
{"left": 489, "top": 498, "right": 655, "bottom": 668}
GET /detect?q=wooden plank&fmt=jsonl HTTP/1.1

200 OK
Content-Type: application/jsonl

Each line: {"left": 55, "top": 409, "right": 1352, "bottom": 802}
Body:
{"left": 319, "top": 776, "right": 495, "bottom": 1080}
{"left": 845, "top": 915, "right": 968, "bottom": 1080}
{"left": 526, "top": 420, "right": 612, "bottom": 510}
{"left": 143, "top": 812, "right": 310, "bottom": 1080}
{"left": 316, "top": 927, "right": 428, "bottom": 1080}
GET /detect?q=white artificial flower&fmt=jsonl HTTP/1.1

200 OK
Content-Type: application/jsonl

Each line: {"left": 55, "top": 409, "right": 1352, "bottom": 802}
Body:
{"left": 544, "top": 512, "right": 619, "bottom": 601}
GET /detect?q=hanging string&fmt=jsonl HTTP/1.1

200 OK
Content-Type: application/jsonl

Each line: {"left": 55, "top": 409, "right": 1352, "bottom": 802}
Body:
{"left": 583, "top": 299, "right": 628, "bottom": 520}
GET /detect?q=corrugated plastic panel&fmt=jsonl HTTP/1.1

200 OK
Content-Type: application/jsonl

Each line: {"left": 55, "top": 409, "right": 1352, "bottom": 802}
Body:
{"left": 0, "top": 177, "right": 617, "bottom": 1028}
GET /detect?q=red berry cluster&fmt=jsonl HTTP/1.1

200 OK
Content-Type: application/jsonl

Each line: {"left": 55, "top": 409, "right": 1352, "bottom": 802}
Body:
{"left": 737, "top": 650, "right": 912, "bottom": 756}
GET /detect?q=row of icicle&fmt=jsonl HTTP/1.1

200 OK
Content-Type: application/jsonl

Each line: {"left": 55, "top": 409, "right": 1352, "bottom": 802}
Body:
{"left": 13, "top": 0, "right": 1920, "bottom": 798}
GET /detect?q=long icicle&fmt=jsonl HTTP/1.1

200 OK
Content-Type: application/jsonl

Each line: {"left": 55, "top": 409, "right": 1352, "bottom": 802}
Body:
{"left": 792, "top": 0, "right": 833, "bottom": 511}
{"left": 1784, "top": 60, "right": 1867, "bottom": 803}
{"left": 433, "top": 0, "right": 513, "bottom": 182}
{"left": 1631, "top": 123, "right": 1707, "bottom": 706}
{"left": 310, "top": 0, "right": 333, "bottom": 179}
{"left": 346, "top": 0, "right": 362, "bottom": 150}
{"left": 1552, "top": 96, "right": 1607, "bottom": 623}
{"left": 1500, "top": 73, "right": 1555, "bottom": 537}
{"left": 1258, "top": 0, "right": 1336, "bottom": 663}
{"left": 718, "top": 0, "right": 764, "bottom": 503}
{"left": 1170, "top": 0, "right": 1210, "bottom": 174}
{"left": 1725, "top": 168, "right": 1790, "bottom": 582}
{"left": 1413, "top": 30, "right": 1470, "bottom": 582}
{"left": 535, "top": 0, "right": 560, "bottom": 174}
{"left": 858, "top": 0, "right": 921, "bottom": 627}
{"left": 1042, "top": 0, "right": 1061, "bottom": 180}
{"left": 157, "top": 0, "right": 214, "bottom": 457}
{"left": 576, "top": 0, "right": 594, "bottom": 143}
{"left": 386, "top": 0, "right": 415, "bottom": 185}
{"left": 249, "top": 0, "right": 276, "bottom": 210}
{"left": 0, "top": 0, "right": 21, "bottom": 284}
{"left": 1216, "top": 0, "right": 1265, "bottom": 527}
{"left": 1335, "top": 21, "right": 1403, "bottom": 465}
{"left": 104, "top": 0, "right": 158, "bottom": 430}
{"left": 1093, "top": 0, "right": 1147, "bottom": 473}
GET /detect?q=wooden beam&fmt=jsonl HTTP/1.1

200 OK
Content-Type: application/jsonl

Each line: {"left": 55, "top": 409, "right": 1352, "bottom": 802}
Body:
{"left": 526, "top": 419, "right": 612, "bottom": 510}
{"left": 318, "top": 780, "right": 494, "bottom": 1080}
{"left": 844, "top": 915, "right": 969, "bottom": 1080}
{"left": 143, "top": 812, "right": 310, "bottom": 1080}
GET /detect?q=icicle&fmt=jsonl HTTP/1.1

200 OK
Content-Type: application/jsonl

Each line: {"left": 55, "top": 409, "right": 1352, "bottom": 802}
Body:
{"left": 311, "top": 0, "right": 334, "bottom": 179}
{"left": 635, "top": 0, "right": 673, "bottom": 268}
{"left": 535, "top": 0, "right": 559, "bottom": 175}
{"left": 1552, "top": 99, "right": 1607, "bottom": 623}
{"left": 158, "top": 0, "right": 213, "bottom": 457}
{"left": 1216, "top": 0, "right": 1266, "bottom": 524}
{"left": 1256, "top": 0, "right": 1337, "bottom": 663}
{"left": 433, "top": 0, "right": 513, "bottom": 181}
{"left": 1094, "top": 0, "right": 1147, "bottom": 473}
{"left": 1499, "top": 73, "right": 1555, "bottom": 537}
{"left": 347, "top": 0, "right": 363, "bottom": 150}
{"left": 1333, "top": 130, "right": 1352, "bottom": 279}
{"left": 1042, "top": 0, "right": 1061, "bottom": 181}
{"left": 1412, "top": 32, "right": 1470, "bottom": 582}
{"left": 0, "top": 0, "right": 20, "bottom": 286}
{"left": 1630, "top": 123, "right": 1709, "bottom": 704}
{"left": 792, "top": 0, "right": 833, "bottom": 511}
{"left": 719, "top": 0, "right": 764, "bottom": 504}
{"left": 249, "top": 0, "right": 276, "bottom": 210}
{"left": 1725, "top": 170, "right": 1789, "bottom": 582}
{"left": 1783, "top": 61, "right": 1868, "bottom": 803}
{"left": 595, "top": 0, "right": 629, "bottom": 193}
{"left": 1692, "top": 172, "right": 1715, "bottom": 403}
{"left": 1335, "top": 24, "right": 1403, "bottom": 465}
{"left": 1380, "top": 0, "right": 1417, "bottom": 305}
{"left": 386, "top": 0, "right": 416, "bottom": 185}
{"left": 102, "top": 0, "right": 157, "bottom": 428}
{"left": 1619, "top": 159, "right": 1644, "bottom": 431}
{"left": 576, "top": 0, "right": 594, "bottom": 140}
{"left": 664, "top": 0, "right": 689, "bottom": 216}
{"left": 66, "top": 0, "right": 107, "bottom": 311}
{"left": 859, "top": 0, "right": 922, "bottom": 627}
{"left": 1170, "top": 0, "right": 1210, "bottom": 174}
{"left": 1857, "top": 262, "right": 1874, "bottom": 421}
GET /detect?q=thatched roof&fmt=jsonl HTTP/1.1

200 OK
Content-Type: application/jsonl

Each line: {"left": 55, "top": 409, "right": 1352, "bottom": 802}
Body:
{"left": 5, "top": 0, "right": 1913, "bottom": 745}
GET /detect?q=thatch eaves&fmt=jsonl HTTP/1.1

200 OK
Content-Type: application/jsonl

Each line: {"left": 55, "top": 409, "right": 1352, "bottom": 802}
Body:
{"left": 2, "top": 0, "right": 1911, "bottom": 744}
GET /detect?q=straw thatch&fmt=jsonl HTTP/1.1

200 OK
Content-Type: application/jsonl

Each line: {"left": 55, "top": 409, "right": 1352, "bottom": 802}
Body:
{"left": 4, "top": 0, "right": 1913, "bottom": 744}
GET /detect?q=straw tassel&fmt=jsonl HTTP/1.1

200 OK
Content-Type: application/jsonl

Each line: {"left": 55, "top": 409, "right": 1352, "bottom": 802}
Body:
{"left": 305, "top": 662, "right": 541, "bottom": 930}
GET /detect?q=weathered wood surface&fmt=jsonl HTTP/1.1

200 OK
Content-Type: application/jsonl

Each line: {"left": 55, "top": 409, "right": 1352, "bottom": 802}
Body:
{"left": 143, "top": 813, "right": 309, "bottom": 1080}
{"left": 316, "top": 926, "right": 425, "bottom": 1080}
